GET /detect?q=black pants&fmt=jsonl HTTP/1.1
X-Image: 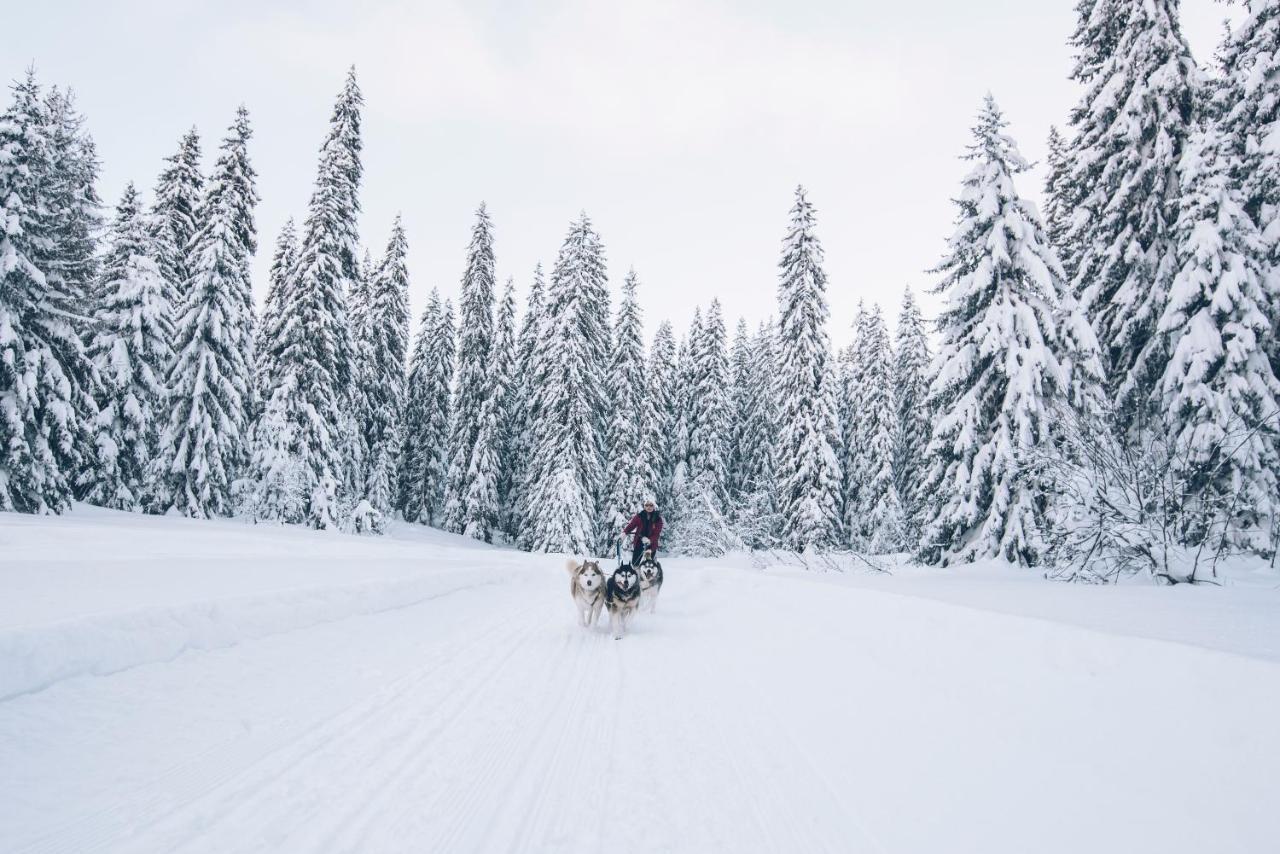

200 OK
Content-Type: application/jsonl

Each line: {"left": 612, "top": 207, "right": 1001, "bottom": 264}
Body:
{"left": 632, "top": 544, "right": 657, "bottom": 566}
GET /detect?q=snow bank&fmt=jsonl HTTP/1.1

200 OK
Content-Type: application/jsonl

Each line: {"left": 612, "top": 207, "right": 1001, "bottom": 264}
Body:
{"left": 0, "top": 566, "right": 512, "bottom": 702}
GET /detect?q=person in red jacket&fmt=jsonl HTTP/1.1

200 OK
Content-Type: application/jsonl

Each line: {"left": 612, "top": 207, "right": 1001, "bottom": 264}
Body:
{"left": 623, "top": 497, "right": 664, "bottom": 566}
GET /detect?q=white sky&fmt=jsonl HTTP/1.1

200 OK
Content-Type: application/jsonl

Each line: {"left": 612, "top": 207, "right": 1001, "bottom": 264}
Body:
{"left": 3, "top": 0, "right": 1244, "bottom": 345}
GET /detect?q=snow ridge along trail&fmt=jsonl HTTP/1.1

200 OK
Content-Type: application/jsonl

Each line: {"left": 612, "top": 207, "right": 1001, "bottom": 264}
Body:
{"left": 1, "top": 509, "right": 1278, "bottom": 853}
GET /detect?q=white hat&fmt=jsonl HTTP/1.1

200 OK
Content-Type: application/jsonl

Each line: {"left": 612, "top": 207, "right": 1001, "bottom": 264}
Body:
{"left": 643, "top": 496, "right": 658, "bottom": 508}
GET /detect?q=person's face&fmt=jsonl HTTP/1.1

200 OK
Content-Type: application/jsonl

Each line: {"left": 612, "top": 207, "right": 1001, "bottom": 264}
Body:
{"left": 644, "top": 503, "right": 655, "bottom": 512}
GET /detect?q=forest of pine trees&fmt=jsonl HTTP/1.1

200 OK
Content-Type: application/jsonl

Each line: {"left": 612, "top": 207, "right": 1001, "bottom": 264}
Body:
{"left": 4, "top": 0, "right": 1280, "bottom": 581}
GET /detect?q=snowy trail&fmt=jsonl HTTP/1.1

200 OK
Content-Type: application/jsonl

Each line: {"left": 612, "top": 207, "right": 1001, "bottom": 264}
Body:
{"left": 7, "top": 571, "right": 864, "bottom": 854}
{"left": 2, "top": 516, "right": 1279, "bottom": 853}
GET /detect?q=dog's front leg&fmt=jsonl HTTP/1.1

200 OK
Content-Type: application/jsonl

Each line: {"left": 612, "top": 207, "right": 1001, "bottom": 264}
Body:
{"left": 610, "top": 609, "right": 622, "bottom": 639}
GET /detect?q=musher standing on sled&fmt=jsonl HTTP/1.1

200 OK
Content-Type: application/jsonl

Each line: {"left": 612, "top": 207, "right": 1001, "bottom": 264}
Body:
{"left": 623, "top": 498, "right": 664, "bottom": 567}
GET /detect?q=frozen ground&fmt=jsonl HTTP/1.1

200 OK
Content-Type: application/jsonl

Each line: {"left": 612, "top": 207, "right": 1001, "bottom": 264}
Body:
{"left": 1, "top": 507, "right": 1278, "bottom": 854}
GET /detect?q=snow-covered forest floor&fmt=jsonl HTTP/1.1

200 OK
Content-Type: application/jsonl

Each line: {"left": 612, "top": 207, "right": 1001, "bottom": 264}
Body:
{"left": 2, "top": 508, "right": 1278, "bottom": 854}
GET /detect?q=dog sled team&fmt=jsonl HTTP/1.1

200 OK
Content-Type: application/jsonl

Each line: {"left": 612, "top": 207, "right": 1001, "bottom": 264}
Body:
{"left": 566, "top": 497, "right": 664, "bottom": 639}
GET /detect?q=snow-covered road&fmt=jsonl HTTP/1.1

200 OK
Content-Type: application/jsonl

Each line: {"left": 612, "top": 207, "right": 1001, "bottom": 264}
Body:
{"left": 2, "top": 509, "right": 1278, "bottom": 853}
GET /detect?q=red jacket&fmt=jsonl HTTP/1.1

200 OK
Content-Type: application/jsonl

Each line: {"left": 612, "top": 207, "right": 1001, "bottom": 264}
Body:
{"left": 624, "top": 511, "right": 663, "bottom": 551}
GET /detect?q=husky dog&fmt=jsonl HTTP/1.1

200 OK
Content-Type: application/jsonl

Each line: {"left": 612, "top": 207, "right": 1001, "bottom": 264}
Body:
{"left": 636, "top": 550, "right": 663, "bottom": 614}
{"left": 605, "top": 565, "right": 642, "bottom": 639}
{"left": 566, "top": 559, "right": 606, "bottom": 628}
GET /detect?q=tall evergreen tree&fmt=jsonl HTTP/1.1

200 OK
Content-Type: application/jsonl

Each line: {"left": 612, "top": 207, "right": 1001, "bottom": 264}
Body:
{"left": 257, "top": 71, "right": 363, "bottom": 527}
{"left": 727, "top": 318, "right": 755, "bottom": 505}
{"left": 918, "top": 96, "right": 1072, "bottom": 567}
{"left": 838, "top": 302, "right": 867, "bottom": 534}
{"left": 1160, "top": 120, "right": 1280, "bottom": 546}
{"left": 362, "top": 216, "right": 411, "bottom": 515}
{"left": 0, "top": 72, "right": 97, "bottom": 513}
{"left": 601, "top": 270, "right": 652, "bottom": 545}
{"left": 673, "top": 308, "right": 701, "bottom": 476}
{"left": 849, "top": 304, "right": 905, "bottom": 552}
{"left": 687, "top": 298, "right": 732, "bottom": 514}
{"left": 493, "top": 277, "right": 520, "bottom": 535}
{"left": 85, "top": 184, "right": 173, "bottom": 511}
{"left": 645, "top": 320, "right": 680, "bottom": 515}
{"left": 442, "top": 203, "right": 498, "bottom": 535}
{"left": 1217, "top": 0, "right": 1280, "bottom": 379}
{"left": 156, "top": 107, "right": 259, "bottom": 517}
{"left": 42, "top": 87, "right": 102, "bottom": 316}
{"left": 735, "top": 321, "right": 782, "bottom": 548}
{"left": 399, "top": 292, "right": 455, "bottom": 525}
{"left": 773, "top": 187, "right": 843, "bottom": 551}
{"left": 665, "top": 312, "right": 700, "bottom": 544}
{"left": 523, "top": 214, "right": 610, "bottom": 554}
{"left": 150, "top": 128, "right": 204, "bottom": 307}
{"left": 893, "top": 286, "right": 932, "bottom": 545}
{"left": 1064, "top": 0, "right": 1200, "bottom": 432}
{"left": 1042, "top": 124, "right": 1072, "bottom": 271}
{"left": 255, "top": 217, "right": 297, "bottom": 396}
{"left": 508, "top": 265, "right": 546, "bottom": 544}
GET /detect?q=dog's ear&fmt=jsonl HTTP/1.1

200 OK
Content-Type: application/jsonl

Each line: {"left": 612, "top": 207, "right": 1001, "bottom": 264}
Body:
{"left": 565, "top": 559, "right": 580, "bottom": 575}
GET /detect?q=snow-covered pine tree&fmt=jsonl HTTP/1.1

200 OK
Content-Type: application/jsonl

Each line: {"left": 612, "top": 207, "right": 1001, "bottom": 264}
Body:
{"left": 1042, "top": 125, "right": 1073, "bottom": 276}
{"left": 735, "top": 321, "right": 782, "bottom": 548}
{"left": 42, "top": 87, "right": 102, "bottom": 318}
{"left": 773, "top": 187, "right": 843, "bottom": 552}
{"left": 850, "top": 304, "right": 905, "bottom": 553}
{"left": 442, "top": 203, "right": 498, "bottom": 535}
{"left": 399, "top": 292, "right": 455, "bottom": 525}
{"left": 155, "top": 107, "right": 258, "bottom": 518}
{"left": 838, "top": 301, "right": 867, "bottom": 536}
{"left": 361, "top": 216, "right": 411, "bottom": 516}
{"left": 348, "top": 249, "right": 376, "bottom": 435}
{"left": 1064, "top": 0, "right": 1200, "bottom": 432}
{"left": 645, "top": 320, "right": 679, "bottom": 515}
{"left": 150, "top": 128, "right": 204, "bottom": 308}
{"left": 243, "top": 370, "right": 308, "bottom": 523}
{"left": 1217, "top": 0, "right": 1280, "bottom": 380}
{"left": 664, "top": 312, "right": 700, "bottom": 542}
{"left": 523, "top": 214, "right": 610, "bottom": 554}
{"left": 893, "top": 286, "right": 932, "bottom": 546}
{"left": 600, "top": 269, "right": 652, "bottom": 548}
{"left": 353, "top": 249, "right": 375, "bottom": 334}
{"left": 727, "top": 318, "right": 754, "bottom": 505}
{"left": 346, "top": 247, "right": 376, "bottom": 504}
{"left": 686, "top": 298, "right": 732, "bottom": 516}
{"left": 85, "top": 184, "right": 173, "bottom": 511}
{"left": 493, "top": 277, "right": 520, "bottom": 536}
{"left": 508, "top": 265, "right": 546, "bottom": 545}
{"left": 255, "top": 218, "right": 297, "bottom": 397}
{"left": 255, "top": 71, "right": 363, "bottom": 527}
{"left": 1159, "top": 120, "right": 1280, "bottom": 548}
{"left": 39, "top": 83, "right": 103, "bottom": 498}
{"left": 458, "top": 393, "right": 502, "bottom": 542}
{"left": 917, "top": 96, "right": 1072, "bottom": 567}
{"left": 0, "top": 72, "right": 98, "bottom": 513}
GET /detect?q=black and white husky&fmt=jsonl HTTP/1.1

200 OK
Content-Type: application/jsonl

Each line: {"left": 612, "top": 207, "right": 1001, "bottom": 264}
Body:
{"left": 636, "top": 551, "right": 663, "bottom": 614}
{"left": 605, "top": 565, "right": 641, "bottom": 639}
{"left": 566, "top": 559, "right": 606, "bottom": 628}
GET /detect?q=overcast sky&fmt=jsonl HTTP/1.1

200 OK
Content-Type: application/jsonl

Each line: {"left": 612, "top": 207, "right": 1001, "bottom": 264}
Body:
{"left": 3, "top": 0, "right": 1244, "bottom": 345}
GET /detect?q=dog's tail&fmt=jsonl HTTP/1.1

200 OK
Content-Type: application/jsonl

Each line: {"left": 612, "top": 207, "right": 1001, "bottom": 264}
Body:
{"left": 565, "top": 558, "right": 580, "bottom": 574}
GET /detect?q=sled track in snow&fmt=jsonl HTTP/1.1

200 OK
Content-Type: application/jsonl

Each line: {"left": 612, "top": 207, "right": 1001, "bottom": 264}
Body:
{"left": 14, "top": 594, "right": 540, "bottom": 854}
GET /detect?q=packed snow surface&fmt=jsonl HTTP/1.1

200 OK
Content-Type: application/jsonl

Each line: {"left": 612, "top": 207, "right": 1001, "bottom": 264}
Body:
{"left": 2, "top": 507, "right": 1278, "bottom": 853}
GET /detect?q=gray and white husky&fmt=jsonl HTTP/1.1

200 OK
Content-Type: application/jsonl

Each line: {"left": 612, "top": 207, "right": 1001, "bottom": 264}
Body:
{"left": 636, "top": 551, "right": 663, "bottom": 614}
{"left": 605, "top": 565, "right": 642, "bottom": 639}
{"left": 566, "top": 559, "right": 606, "bottom": 628}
